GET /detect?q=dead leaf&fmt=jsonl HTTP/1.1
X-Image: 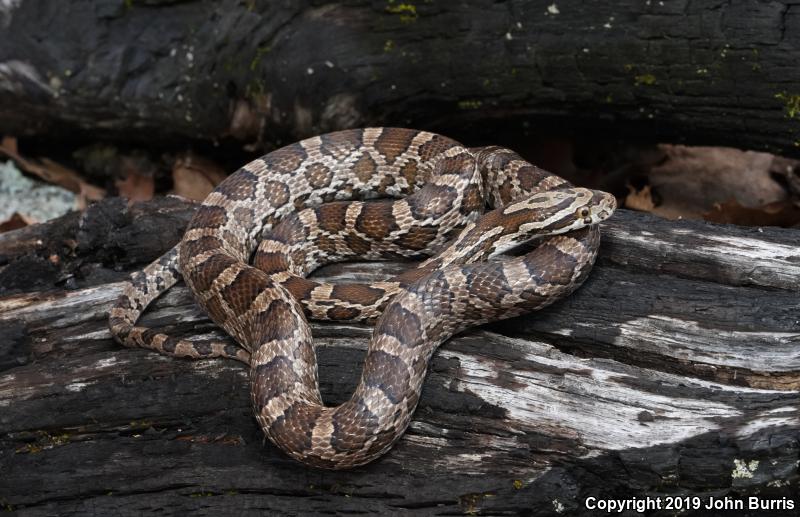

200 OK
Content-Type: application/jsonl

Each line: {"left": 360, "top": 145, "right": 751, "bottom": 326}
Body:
{"left": 0, "top": 143, "right": 106, "bottom": 204}
{"left": 0, "top": 212, "right": 35, "bottom": 233}
{"left": 114, "top": 162, "right": 155, "bottom": 203}
{"left": 703, "top": 199, "right": 800, "bottom": 227}
{"left": 645, "top": 145, "right": 789, "bottom": 220}
{"left": 1, "top": 135, "right": 18, "bottom": 155}
{"left": 624, "top": 184, "right": 656, "bottom": 213}
{"left": 172, "top": 152, "right": 227, "bottom": 201}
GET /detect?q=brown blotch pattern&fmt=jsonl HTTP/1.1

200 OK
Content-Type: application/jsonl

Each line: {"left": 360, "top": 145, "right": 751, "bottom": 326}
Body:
{"left": 330, "top": 398, "right": 379, "bottom": 453}
{"left": 253, "top": 251, "right": 290, "bottom": 274}
{"left": 352, "top": 153, "right": 377, "bottom": 184}
{"left": 460, "top": 184, "right": 484, "bottom": 216}
{"left": 374, "top": 128, "right": 415, "bottom": 163}
{"left": 418, "top": 134, "right": 458, "bottom": 161}
{"left": 190, "top": 253, "right": 234, "bottom": 293}
{"left": 320, "top": 129, "right": 361, "bottom": 161}
{"left": 262, "top": 145, "right": 307, "bottom": 174}
{"left": 523, "top": 243, "right": 578, "bottom": 286}
{"left": 316, "top": 203, "right": 349, "bottom": 233}
{"left": 215, "top": 169, "right": 258, "bottom": 201}
{"left": 399, "top": 160, "right": 419, "bottom": 188}
{"left": 355, "top": 202, "right": 399, "bottom": 240}
{"left": 394, "top": 225, "right": 439, "bottom": 251}
{"left": 304, "top": 163, "right": 334, "bottom": 189}
{"left": 378, "top": 302, "right": 422, "bottom": 347}
{"left": 362, "top": 350, "right": 409, "bottom": 404}
{"left": 220, "top": 267, "right": 270, "bottom": 315}
{"left": 330, "top": 284, "right": 386, "bottom": 307}
{"left": 233, "top": 206, "right": 255, "bottom": 227}
{"left": 193, "top": 205, "right": 229, "bottom": 229}
{"left": 181, "top": 233, "right": 224, "bottom": 263}
{"left": 326, "top": 306, "right": 362, "bottom": 320}
{"left": 377, "top": 174, "right": 396, "bottom": 194}
{"left": 264, "top": 180, "right": 291, "bottom": 207}
{"left": 407, "top": 184, "right": 458, "bottom": 220}
{"left": 252, "top": 298, "right": 299, "bottom": 343}
{"left": 344, "top": 233, "right": 372, "bottom": 255}
{"left": 269, "top": 402, "right": 321, "bottom": 454}
{"left": 253, "top": 356, "right": 300, "bottom": 406}
{"left": 281, "top": 275, "right": 318, "bottom": 301}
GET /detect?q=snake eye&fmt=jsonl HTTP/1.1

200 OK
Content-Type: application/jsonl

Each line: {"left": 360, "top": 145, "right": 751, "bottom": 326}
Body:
{"left": 579, "top": 207, "right": 589, "bottom": 218}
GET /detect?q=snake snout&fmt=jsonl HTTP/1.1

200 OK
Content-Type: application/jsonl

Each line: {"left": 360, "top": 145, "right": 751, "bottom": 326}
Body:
{"left": 589, "top": 190, "right": 617, "bottom": 223}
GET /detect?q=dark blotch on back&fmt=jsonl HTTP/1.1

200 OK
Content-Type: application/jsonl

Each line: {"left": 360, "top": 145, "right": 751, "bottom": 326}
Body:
{"left": 330, "top": 284, "right": 385, "bottom": 306}
{"left": 355, "top": 201, "right": 399, "bottom": 240}
{"left": 266, "top": 212, "right": 306, "bottom": 245}
{"left": 523, "top": 243, "right": 578, "bottom": 286}
{"left": 377, "top": 301, "right": 422, "bottom": 347}
{"left": 363, "top": 350, "right": 409, "bottom": 404}
{"left": 262, "top": 145, "right": 307, "bottom": 174}
{"left": 326, "top": 306, "right": 361, "bottom": 320}
{"left": 192, "top": 205, "right": 228, "bottom": 229}
{"left": 181, "top": 235, "right": 224, "bottom": 263}
{"left": 407, "top": 184, "right": 458, "bottom": 220}
{"left": 320, "top": 129, "right": 362, "bottom": 160}
{"left": 220, "top": 266, "right": 270, "bottom": 315}
{"left": 270, "top": 402, "right": 321, "bottom": 454}
{"left": 215, "top": 169, "right": 258, "bottom": 201}
{"left": 316, "top": 203, "right": 349, "bottom": 233}
{"left": 185, "top": 250, "right": 233, "bottom": 293}
{"left": 253, "top": 355, "right": 300, "bottom": 406}
{"left": 253, "top": 250, "right": 290, "bottom": 274}
{"left": 330, "top": 397, "right": 379, "bottom": 454}
{"left": 252, "top": 298, "right": 299, "bottom": 343}
{"left": 418, "top": 134, "right": 459, "bottom": 161}
{"left": 465, "top": 261, "right": 510, "bottom": 306}
{"left": 374, "top": 128, "right": 415, "bottom": 163}
{"left": 393, "top": 225, "right": 439, "bottom": 251}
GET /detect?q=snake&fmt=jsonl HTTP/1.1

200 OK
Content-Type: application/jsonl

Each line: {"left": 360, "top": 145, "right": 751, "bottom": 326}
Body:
{"left": 108, "top": 128, "right": 616, "bottom": 469}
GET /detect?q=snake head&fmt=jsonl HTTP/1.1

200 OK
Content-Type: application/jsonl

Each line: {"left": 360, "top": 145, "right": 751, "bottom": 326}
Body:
{"left": 575, "top": 188, "right": 617, "bottom": 227}
{"left": 485, "top": 187, "right": 617, "bottom": 258}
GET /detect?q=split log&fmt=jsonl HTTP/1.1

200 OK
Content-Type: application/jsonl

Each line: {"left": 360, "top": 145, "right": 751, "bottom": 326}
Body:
{"left": 0, "top": 197, "right": 798, "bottom": 515}
{"left": 1, "top": 1, "right": 799, "bottom": 156}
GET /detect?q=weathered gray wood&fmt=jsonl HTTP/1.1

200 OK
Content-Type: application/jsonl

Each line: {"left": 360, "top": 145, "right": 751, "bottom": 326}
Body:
{"left": 1, "top": 1, "right": 799, "bottom": 157}
{"left": 0, "top": 198, "right": 798, "bottom": 515}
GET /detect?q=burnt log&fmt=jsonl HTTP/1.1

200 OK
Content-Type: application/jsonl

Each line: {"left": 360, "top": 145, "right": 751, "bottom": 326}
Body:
{"left": 1, "top": 1, "right": 799, "bottom": 156}
{"left": 0, "top": 197, "right": 798, "bottom": 516}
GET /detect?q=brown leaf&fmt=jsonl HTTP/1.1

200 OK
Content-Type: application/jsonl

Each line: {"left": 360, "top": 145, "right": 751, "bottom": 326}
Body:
{"left": 171, "top": 152, "right": 227, "bottom": 201}
{"left": 703, "top": 199, "right": 800, "bottom": 227}
{"left": 624, "top": 184, "right": 656, "bottom": 213}
{"left": 1, "top": 135, "right": 18, "bottom": 155}
{"left": 114, "top": 160, "right": 155, "bottom": 204}
{"left": 0, "top": 145, "right": 106, "bottom": 202}
{"left": 0, "top": 212, "right": 35, "bottom": 233}
{"left": 644, "top": 145, "right": 789, "bottom": 220}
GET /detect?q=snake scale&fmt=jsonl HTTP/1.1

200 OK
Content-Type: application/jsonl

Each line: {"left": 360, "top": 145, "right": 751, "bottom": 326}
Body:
{"left": 109, "top": 128, "right": 616, "bottom": 469}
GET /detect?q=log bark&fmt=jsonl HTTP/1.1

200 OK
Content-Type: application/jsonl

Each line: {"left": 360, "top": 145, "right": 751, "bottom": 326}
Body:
{"left": 0, "top": 198, "right": 798, "bottom": 515}
{"left": 1, "top": 1, "right": 799, "bottom": 156}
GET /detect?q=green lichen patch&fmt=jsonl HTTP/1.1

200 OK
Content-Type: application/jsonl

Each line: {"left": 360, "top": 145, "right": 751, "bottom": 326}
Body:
{"left": 634, "top": 73, "right": 657, "bottom": 86}
{"left": 386, "top": 1, "right": 418, "bottom": 22}
{"left": 14, "top": 430, "right": 72, "bottom": 454}
{"left": 458, "top": 99, "right": 482, "bottom": 110}
{"left": 460, "top": 492, "right": 496, "bottom": 515}
{"left": 249, "top": 46, "right": 271, "bottom": 72}
{"left": 775, "top": 92, "right": 800, "bottom": 119}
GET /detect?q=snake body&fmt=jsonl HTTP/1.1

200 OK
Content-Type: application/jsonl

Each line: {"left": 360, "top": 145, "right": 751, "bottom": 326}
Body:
{"left": 109, "top": 128, "right": 616, "bottom": 469}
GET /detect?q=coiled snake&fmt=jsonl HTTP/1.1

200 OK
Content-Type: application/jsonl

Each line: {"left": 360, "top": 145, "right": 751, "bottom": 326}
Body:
{"left": 109, "top": 128, "right": 616, "bottom": 469}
